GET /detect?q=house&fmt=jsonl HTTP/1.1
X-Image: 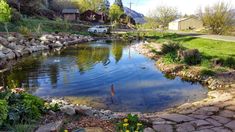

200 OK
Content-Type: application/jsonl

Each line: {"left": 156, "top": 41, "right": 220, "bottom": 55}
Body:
{"left": 62, "top": 8, "right": 80, "bottom": 21}
{"left": 168, "top": 17, "right": 203, "bottom": 31}
{"left": 80, "top": 10, "right": 108, "bottom": 23}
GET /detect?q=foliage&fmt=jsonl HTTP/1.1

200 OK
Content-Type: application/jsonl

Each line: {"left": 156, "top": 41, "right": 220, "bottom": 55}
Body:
{"left": 149, "top": 6, "right": 178, "bottom": 28}
{"left": 0, "top": 0, "right": 11, "bottom": 23}
{"left": 182, "top": 50, "right": 201, "bottom": 65}
{"left": 0, "top": 100, "right": 8, "bottom": 127}
{"left": 0, "top": 0, "right": 12, "bottom": 34}
{"left": 223, "top": 57, "right": 235, "bottom": 69}
{"left": 18, "top": 26, "right": 32, "bottom": 37}
{"left": 138, "top": 17, "right": 159, "bottom": 30}
{"left": 109, "top": 4, "right": 124, "bottom": 22}
{"left": 72, "top": 0, "right": 108, "bottom": 13}
{"left": 10, "top": 8, "right": 21, "bottom": 23}
{"left": 161, "top": 41, "right": 181, "bottom": 54}
{"left": 114, "top": 0, "right": 124, "bottom": 10}
{"left": 7, "top": 93, "right": 44, "bottom": 124}
{"left": 11, "top": 124, "right": 35, "bottom": 132}
{"left": 116, "top": 114, "right": 144, "bottom": 132}
{"left": 162, "top": 52, "right": 178, "bottom": 64}
{"left": 198, "top": 2, "right": 234, "bottom": 34}
{"left": 44, "top": 102, "right": 60, "bottom": 112}
{"left": 200, "top": 68, "right": 215, "bottom": 76}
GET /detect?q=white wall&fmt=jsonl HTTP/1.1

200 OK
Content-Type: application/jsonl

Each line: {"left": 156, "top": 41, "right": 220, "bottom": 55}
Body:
{"left": 168, "top": 22, "right": 179, "bottom": 30}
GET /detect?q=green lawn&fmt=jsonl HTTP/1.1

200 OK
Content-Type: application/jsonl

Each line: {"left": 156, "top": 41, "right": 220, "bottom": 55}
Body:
{"left": 144, "top": 32, "right": 235, "bottom": 60}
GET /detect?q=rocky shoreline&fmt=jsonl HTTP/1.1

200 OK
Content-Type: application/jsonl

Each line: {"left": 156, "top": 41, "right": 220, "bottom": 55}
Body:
{"left": 0, "top": 33, "right": 94, "bottom": 70}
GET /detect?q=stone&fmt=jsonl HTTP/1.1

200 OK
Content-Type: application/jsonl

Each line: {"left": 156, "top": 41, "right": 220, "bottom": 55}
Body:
{"left": 7, "top": 36, "right": 17, "bottom": 42}
{"left": 84, "top": 127, "right": 104, "bottom": 132}
{"left": 158, "top": 114, "right": 194, "bottom": 123}
{"left": 153, "top": 124, "right": 173, "bottom": 132}
{"left": 0, "top": 51, "right": 6, "bottom": 59}
{"left": 211, "top": 116, "right": 231, "bottom": 124}
{"left": 176, "top": 122, "right": 195, "bottom": 132}
{"left": 189, "top": 114, "right": 209, "bottom": 120}
{"left": 36, "top": 120, "right": 63, "bottom": 132}
{"left": 225, "top": 120, "right": 235, "bottom": 130}
{"left": 5, "top": 51, "right": 15, "bottom": 60}
{"left": 0, "top": 36, "right": 9, "bottom": 45}
{"left": 144, "top": 127, "right": 155, "bottom": 132}
{"left": 60, "top": 105, "right": 76, "bottom": 116}
{"left": 194, "top": 107, "right": 219, "bottom": 116}
{"left": 190, "top": 120, "right": 211, "bottom": 127}
{"left": 193, "top": 129, "right": 214, "bottom": 132}
{"left": 205, "top": 118, "right": 222, "bottom": 127}
{"left": 219, "top": 110, "right": 235, "bottom": 118}
{"left": 211, "top": 127, "right": 232, "bottom": 132}
{"left": 226, "top": 105, "right": 235, "bottom": 111}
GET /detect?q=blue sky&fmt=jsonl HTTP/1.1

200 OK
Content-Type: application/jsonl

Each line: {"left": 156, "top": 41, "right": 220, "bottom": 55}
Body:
{"left": 109, "top": 0, "right": 235, "bottom": 16}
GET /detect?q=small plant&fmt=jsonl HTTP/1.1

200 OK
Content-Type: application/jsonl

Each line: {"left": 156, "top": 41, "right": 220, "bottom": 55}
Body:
{"left": 0, "top": 100, "right": 8, "bottom": 126}
{"left": 200, "top": 68, "right": 215, "bottom": 76}
{"left": 116, "top": 114, "right": 144, "bottom": 132}
{"left": 44, "top": 102, "right": 60, "bottom": 112}
{"left": 18, "top": 26, "right": 32, "bottom": 37}
{"left": 161, "top": 41, "right": 181, "bottom": 54}
{"left": 223, "top": 57, "right": 235, "bottom": 69}
{"left": 162, "top": 52, "right": 178, "bottom": 64}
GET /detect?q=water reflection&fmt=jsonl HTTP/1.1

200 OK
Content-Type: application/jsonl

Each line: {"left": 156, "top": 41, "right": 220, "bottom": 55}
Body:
{"left": 0, "top": 40, "right": 207, "bottom": 112}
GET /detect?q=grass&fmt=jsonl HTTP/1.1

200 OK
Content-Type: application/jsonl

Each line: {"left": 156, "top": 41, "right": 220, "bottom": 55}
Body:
{"left": 144, "top": 31, "right": 235, "bottom": 60}
{"left": 0, "top": 18, "right": 91, "bottom": 35}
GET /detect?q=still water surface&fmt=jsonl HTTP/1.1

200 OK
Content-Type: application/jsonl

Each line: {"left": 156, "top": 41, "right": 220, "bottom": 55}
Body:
{"left": 0, "top": 40, "right": 207, "bottom": 112}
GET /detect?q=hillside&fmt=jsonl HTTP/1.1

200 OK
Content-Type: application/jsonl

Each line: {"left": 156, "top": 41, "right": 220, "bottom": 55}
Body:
{"left": 124, "top": 7, "right": 146, "bottom": 24}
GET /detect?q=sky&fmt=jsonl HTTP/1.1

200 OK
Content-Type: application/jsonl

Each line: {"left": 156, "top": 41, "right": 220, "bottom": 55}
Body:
{"left": 109, "top": 0, "right": 235, "bottom": 16}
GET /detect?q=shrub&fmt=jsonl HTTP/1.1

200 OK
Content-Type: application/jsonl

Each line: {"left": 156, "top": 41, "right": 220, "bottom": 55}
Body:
{"left": 7, "top": 93, "right": 44, "bottom": 124}
{"left": 116, "top": 114, "right": 144, "bottom": 132}
{"left": 178, "top": 49, "right": 201, "bottom": 65}
{"left": 200, "top": 68, "right": 216, "bottom": 76}
{"left": 161, "top": 41, "right": 181, "bottom": 54}
{"left": 162, "top": 52, "right": 178, "bottom": 64}
{"left": 11, "top": 8, "right": 21, "bottom": 23}
{"left": 0, "top": 100, "right": 8, "bottom": 127}
{"left": 18, "top": 26, "right": 32, "bottom": 37}
{"left": 223, "top": 57, "right": 235, "bottom": 69}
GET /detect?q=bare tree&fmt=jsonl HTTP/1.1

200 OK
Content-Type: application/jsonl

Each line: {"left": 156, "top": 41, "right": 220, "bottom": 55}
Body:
{"left": 198, "top": 2, "right": 234, "bottom": 35}
{"left": 150, "top": 6, "right": 179, "bottom": 28}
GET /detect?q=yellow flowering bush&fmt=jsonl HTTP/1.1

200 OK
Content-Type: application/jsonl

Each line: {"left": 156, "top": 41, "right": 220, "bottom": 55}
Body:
{"left": 116, "top": 114, "right": 144, "bottom": 132}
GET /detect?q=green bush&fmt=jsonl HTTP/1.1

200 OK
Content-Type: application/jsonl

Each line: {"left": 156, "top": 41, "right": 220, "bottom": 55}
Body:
{"left": 7, "top": 93, "right": 44, "bottom": 124}
{"left": 200, "top": 68, "right": 216, "bottom": 76}
{"left": 0, "top": 100, "right": 8, "bottom": 127}
{"left": 162, "top": 52, "right": 178, "bottom": 64}
{"left": 223, "top": 57, "right": 235, "bottom": 69}
{"left": 161, "top": 41, "right": 181, "bottom": 54}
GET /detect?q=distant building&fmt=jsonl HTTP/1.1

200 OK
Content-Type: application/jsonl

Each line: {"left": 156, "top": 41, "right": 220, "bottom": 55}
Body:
{"left": 62, "top": 8, "right": 80, "bottom": 21}
{"left": 168, "top": 18, "right": 203, "bottom": 31}
{"left": 80, "top": 10, "right": 108, "bottom": 23}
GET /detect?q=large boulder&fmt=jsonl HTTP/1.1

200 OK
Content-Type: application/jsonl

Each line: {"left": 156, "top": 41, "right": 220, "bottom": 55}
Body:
{"left": 177, "top": 49, "right": 201, "bottom": 65}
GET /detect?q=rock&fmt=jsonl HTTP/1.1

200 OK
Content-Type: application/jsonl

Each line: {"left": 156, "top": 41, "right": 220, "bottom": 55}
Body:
{"left": 153, "top": 124, "right": 173, "bottom": 132}
{"left": 219, "top": 110, "right": 235, "bottom": 118}
{"left": 225, "top": 105, "right": 235, "bottom": 111}
{"left": 176, "top": 122, "right": 195, "bottom": 132}
{"left": 84, "top": 127, "right": 104, "bottom": 132}
{"left": 2, "top": 47, "right": 11, "bottom": 54}
{"left": 225, "top": 120, "right": 235, "bottom": 130}
{"left": 7, "top": 36, "right": 17, "bottom": 42}
{"left": 5, "top": 51, "right": 15, "bottom": 60}
{"left": 36, "top": 120, "right": 63, "bottom": 132}
{"left": 48, "top": 110, "right": 56, "bottom": 115}
{"left": 189, "top": 114, "right": 209, "bottom": 120}
{"left": 211, "top": 116, "right": 231, "bottom": 124}
{"left": 194, "top": 107, "right": 219, "bottom": 116}
{"left": 205, "top": 118, "right": 222, "bottom": 127}
{"left": 190, "top": 120, "right": 211, "bottom": 127}
{"left": 60, "top": 105, "right": 76, "bottom": 116}
{"left": 144, "top": 127, "right": 155, "bottom": 132}
{"left": 0, "top": 36, "right": 9, "bottom": 45}
{"left": 158, "top": 114, "right": 195, "bottom": 123}
{"left": 211, "top": 127, "right": 231, "bottom": 132}
{"left": 0, "top": 51, "right": 6, "bottom": 60}
{"left": 194, "top": 129, "right": 215, "bottom": 132}
{"left": 0, "top": 44, "right": 6, "bottom": 50}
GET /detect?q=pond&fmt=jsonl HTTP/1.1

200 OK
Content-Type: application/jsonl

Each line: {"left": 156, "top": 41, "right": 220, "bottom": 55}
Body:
{"left": 0, "top": 40, "right": 207, "bottom": 112}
